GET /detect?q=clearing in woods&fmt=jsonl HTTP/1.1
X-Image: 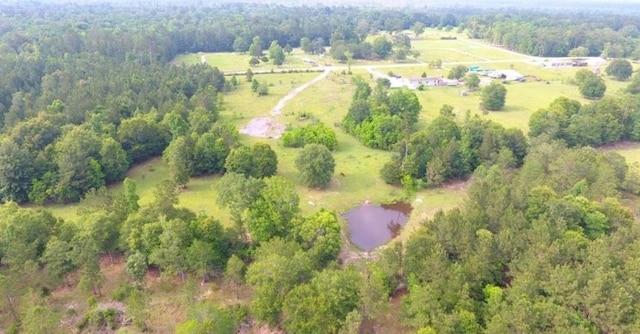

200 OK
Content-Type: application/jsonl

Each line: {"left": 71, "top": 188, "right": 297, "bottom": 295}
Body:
{"left": 47, "top": 29, "right": 633, "bottom": 253}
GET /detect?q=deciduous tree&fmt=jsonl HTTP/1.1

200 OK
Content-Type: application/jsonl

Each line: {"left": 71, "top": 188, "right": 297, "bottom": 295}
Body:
{"left": 246, "top": 176, "right": 299, "bottom": 243}
{"left": 163, "top": 136, "right": 193, "bottom": 188}
{"left": 605, "top": 58, "right": 633, "bottom": 81}
{"left": 481, "top": 82, "right": 507, "bottom": 111}
{"left": 295, "top": 144, "right": 335, "bottom": 188}
{"left": 282, "top": 268, "right": 361, "bottom": 334}
{"left": 0, "top": 139, "right": 33, "bottom": 202}
{"left": 465, "top": 73, "right": 480, "bottom": 91}
{"left": 447, "top": 64, "right": 468, "bottom": 79}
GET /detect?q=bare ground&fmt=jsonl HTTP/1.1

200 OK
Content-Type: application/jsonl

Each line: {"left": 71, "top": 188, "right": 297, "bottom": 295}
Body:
{"left": 240, "top": 69, "right": 330, "bottom": 139}
{"left": 239, "top": 116, "right": 286, "bottom": 138}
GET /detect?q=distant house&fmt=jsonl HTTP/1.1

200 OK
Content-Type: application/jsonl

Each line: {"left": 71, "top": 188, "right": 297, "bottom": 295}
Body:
{"left": 407, "top": 77, "right": 444, "bottom": 89}
{"left": 389, "top": 77, "right": 406, "bottom": 89}
{"left": 487, "top": 71, "right": 506, "bottom": 79}
{"left": 443, "top": 78, "right": 461, "bottom": 86}
{"left": 487, "top": 70, "right": 524, "bottom": 82}
{"left": 546, "top": 59, "right": 593, "bottom": 68}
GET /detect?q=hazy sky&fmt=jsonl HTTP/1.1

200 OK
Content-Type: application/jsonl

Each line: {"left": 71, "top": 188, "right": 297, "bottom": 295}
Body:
{"left": 5, "top": 0, "right": 640, "bottom": 11}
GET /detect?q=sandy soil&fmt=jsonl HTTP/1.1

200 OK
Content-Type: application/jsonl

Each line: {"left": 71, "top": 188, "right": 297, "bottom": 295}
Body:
{"left": 240, "top": 69, "right": 329, "bottom": 138}
{"left": 239, "top": 116, "right": 286, "bottom": 138}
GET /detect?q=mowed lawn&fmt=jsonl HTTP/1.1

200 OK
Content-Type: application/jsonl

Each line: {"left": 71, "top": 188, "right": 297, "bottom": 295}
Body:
{"left": 412, "top": 30, "right": 530, "bottom": 64}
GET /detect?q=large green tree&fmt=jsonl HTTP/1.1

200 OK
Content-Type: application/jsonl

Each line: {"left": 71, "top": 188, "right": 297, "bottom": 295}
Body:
{"left": 465, "top": 73, "right": 480, "bottom": 91}
{"left": 447, "top": 65, "right": 468, "bottom": 80}
{"left": 282, "top": 268, "right": 361, "bottom": 334}
{"left": 281, "top": 122, "right": 338, "bottom": 150}
{"left": 481, "top": 82, "right": 507, "bottom": 111}
{"left": 605, "top": 59, "right": 633, "bottom": 81}
{"left": 225, "top": 143, "right": 277, "bottom": 179}
{"left": 54, "top": 126, "right": 105, "bottom": 202}
{"left": 627, "top": 72, "right": 640, "bottom": 94}
{"left": 293, "top": 209, "right": 342, "bottom": 267}
{"left": 99, "top": 137, "right": 129, "bottom": 184}
{"left": 246, "top": 176, "right": 300, "bottom": 243}
{"left": 246, "top": 238, "right": 311, "bottom": 326}
{"left": 117, "top": 114, "right": 171, "bottom": 164}
{"left": 249, "top": 36, "right": 263, "bottom": 58}
{"left": 579, "top": 74, "right": 607, "bottom": 99}
{"left": 0, "top": 139, "right": 33, "bottom": 203}
{"left": 268, "top": 40, "right": 285, "bottom": 65}
{"left": 163, "top": 136, "right": 193, "bottom": 188}
{"left": 295, "top": 144, "right": 336, "bottom": 188}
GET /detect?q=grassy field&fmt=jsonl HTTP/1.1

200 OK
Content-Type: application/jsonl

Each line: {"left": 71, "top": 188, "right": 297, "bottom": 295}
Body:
{"left": 50, "top": 34, "right": 638, "bottom": 244}
{"left": 172, "top": 49, "right": 317, "bottom": 72}
{"left": 27, "top": 31, "right": 640, "bottom": 334}
{"left": 411, "top": 29, "right": 529, "bottom": 64}
{"left": 45, "top": 68, "right": 465, "bottom": 238}
{"left": 221, "top": 71, "right": 322, "bottom": 124}
{"left": 382, "top": 65, "right": 632, "bottom": 134}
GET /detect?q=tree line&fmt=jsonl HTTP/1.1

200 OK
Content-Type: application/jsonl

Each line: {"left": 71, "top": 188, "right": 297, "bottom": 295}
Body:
{"left": 467, "top": 12, "right": 640, "bottom": 58}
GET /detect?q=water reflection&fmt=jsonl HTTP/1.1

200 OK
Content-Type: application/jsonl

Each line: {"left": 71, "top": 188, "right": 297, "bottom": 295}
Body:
{"left": 342, "top": 202, "right": 412, "bottom": 251}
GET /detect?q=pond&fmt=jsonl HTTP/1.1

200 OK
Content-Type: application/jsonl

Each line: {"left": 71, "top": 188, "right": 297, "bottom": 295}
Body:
{"left": 342, "top": 201, "right": 412, "bottom": 252}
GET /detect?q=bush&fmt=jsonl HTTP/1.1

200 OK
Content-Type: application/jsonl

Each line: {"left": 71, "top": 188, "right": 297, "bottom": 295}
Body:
{"left": 281, "top": 122, "right": 338, "bottom": 150}
{"left": 111, "top": 283, "right": 133, "bottom": 302}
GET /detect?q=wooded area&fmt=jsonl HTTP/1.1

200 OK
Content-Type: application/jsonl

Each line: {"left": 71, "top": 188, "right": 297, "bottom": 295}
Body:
{"left": 1, "top": 1, "right": 640, "bottom": 333}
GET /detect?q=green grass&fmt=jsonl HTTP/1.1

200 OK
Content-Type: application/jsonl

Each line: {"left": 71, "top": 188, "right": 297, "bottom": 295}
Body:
{"left": 609, "top": 143, "right": 640, "bottom": 165}
{"left": 46, "top": 69, "right": 469, "bottom": 230}
{"left": 221, "top": 71, "right": 324, "bottom": 126}
{"left": 47, "top": 40, "right": 638, "bottom": 241}
{"left": 381, "top": 61, "right": 630, "bottom": 134}
{"left": 411, "top": 30, "right": 529, "bottom": 63}
{"left": 419, "top": 48, "right": 487, "bottom": 63}
{"left": 172, "top": 49, "right": 317, "bottom": 72}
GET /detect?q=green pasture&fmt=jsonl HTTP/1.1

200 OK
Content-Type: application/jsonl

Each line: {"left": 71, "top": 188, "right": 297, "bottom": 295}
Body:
{"left": 47, "top": 40, "right": 639, "bottom": 244}
{"left": 45, "top": 69, "right": 466, "bottom": 231}
{"left": 463, "top": 46, "right": 529, "bottom": 61}
{"left": 221, "top": 71, "right": 323, "bottom": 125}
{"left": 419, "top": 48, "right": 486, "bottom": 63}
{"left": 172, "top": 49, "right": 316, "bottom": 72}
{"left": 411, "top": 34, "right": 529, "bottom": 63}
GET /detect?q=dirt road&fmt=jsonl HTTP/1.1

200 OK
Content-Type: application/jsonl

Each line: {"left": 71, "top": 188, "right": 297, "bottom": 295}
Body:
{"left": 270, "top": 68, "right": 331, "bottom": 115}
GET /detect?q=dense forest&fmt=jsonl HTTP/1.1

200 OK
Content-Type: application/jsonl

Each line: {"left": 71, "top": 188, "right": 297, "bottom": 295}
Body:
{"left": 2, "top": 1, "right": 640, "bottom": 333}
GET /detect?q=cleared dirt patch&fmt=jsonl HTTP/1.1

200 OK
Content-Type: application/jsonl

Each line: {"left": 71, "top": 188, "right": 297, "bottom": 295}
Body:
{"left": 239, "top": 116, "right": 285, "bottom": 138}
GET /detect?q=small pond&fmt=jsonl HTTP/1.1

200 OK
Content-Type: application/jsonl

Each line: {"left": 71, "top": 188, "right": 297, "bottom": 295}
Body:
{"left": 342, "top": 201, "right": 412, "bottom": 252}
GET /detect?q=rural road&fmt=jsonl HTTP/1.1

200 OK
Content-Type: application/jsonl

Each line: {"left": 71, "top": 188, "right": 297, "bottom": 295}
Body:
{"left": 239, "top": 45, "right": 604, "bottom": 139}
{"left": 270, "top": 68, "right": 331, "bottom": 115}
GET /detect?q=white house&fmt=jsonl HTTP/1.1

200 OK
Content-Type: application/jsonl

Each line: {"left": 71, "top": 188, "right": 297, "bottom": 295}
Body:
{"left": 486, "top": 70, "right": 524, "bottom": 82}
{"left": 407, "top": 77, "right": 444, "bottom": 89}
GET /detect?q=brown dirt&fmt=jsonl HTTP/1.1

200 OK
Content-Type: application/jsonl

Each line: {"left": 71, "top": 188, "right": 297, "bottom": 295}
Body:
{"left": 239, "top": 116, "right": 285, "bottom": 139}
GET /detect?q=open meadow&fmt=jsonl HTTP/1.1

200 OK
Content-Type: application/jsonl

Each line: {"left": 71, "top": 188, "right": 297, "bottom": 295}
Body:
{"left": 20, "top": 26, "right": 640, "bottom": 334}
{"left": 46, "top": 33, "right": 639, "bottom": 250}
